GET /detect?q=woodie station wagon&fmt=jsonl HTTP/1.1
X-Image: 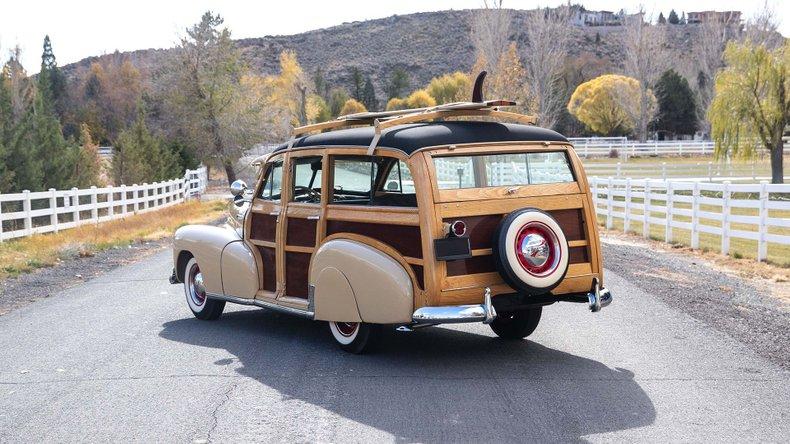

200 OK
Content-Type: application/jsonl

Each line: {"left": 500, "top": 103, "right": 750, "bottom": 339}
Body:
{"left": 170, "top": 73, "right": 613, "bottom": 353}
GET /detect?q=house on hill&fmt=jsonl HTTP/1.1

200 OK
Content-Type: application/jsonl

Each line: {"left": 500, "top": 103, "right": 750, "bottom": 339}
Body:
{"left": 570, "top": 5, "right": 624, "bottom": 26}
{"left": 687, "top": 11, "right": 742, "bottom": 25}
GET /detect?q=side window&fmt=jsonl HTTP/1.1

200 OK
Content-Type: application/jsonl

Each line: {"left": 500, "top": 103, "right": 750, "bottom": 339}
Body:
{"left": 291, "top": 156, "right": 323, "bottom": 203}
{"left": 259, "top": 160, "right": 283, "bottom": 201}
{"left": 382, "top": 160, "right": 415, "bottom": 194}
{"left": 331, "top": 156, "right": 377, "bottom": 205}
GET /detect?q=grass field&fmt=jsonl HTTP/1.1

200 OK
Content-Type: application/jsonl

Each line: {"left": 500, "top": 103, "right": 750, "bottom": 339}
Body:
{"left": 0, "top": 199, "right": 226, "bottom": 280}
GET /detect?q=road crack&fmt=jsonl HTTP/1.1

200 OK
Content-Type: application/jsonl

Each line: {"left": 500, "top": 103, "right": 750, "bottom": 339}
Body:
{"left": 204, "top": 381, "right": 239, "bottom": 443}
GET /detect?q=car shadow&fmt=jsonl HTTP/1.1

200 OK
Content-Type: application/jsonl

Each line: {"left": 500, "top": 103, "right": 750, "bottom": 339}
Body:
{"left": 160, "top": 308, "right": 656, "bottom": 442}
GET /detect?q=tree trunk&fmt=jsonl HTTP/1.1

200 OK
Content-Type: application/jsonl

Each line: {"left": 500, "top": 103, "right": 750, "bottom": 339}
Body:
{"left": 771, "top": 139, "right": 784, "bottom": 184}
{"left": 223, "top": 159, "right": 237, "bottom": 185}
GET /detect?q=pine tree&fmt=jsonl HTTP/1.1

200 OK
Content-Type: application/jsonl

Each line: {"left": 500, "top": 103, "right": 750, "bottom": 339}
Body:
{"left": 350, "top": 67, "right": 364, "bottom": 101}
{"left": 38, "top": 36, "right": 67, "bottom": 120}
{"left": 112, "top": 102, "right": 177, "bottom": 185}
{"left": 362, "top": 77, "right": 377, "bottom": 111}
{"left": 34, "top": 74, "right": 72, "bottom": 190}
{"left": 658, "top": 13, "right": 666, "bottom": 24}
{"left": 654, "top": 69, "right": 697, "bottom": 137}
{"left": 667, "top": 10, "right": 679, "bottom": 25}
{"left": 0, "top": 76, "right": 14, "bottom": 192}
{"left": 386, "top": 68, "right": 410, "bottom": 100}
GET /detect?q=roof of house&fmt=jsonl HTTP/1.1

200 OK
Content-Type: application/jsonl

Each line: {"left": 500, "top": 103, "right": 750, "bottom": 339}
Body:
{"left": 273, "top": 121, "right": 569, "bottom": 155}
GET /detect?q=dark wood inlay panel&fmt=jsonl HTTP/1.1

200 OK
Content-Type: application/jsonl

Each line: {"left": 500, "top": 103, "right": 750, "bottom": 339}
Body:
{"left": 446, "top": 255, "right": 497, "bottom": 276}
{"left": 549, "top": 209, "right": 585, "bottom": 242}
{"left": 251, "top": 213, "right": 277, "bottom": 242}
{"left": 568, "top": 246, "right": 589, "bottom": 264}
{"left": 287, "top": 218, "right": 317, "bottom": 247}
{"left": 410, "top": 265, "right": 424, "bottom": 290}
{"left": 326, "top": 220, "right": 422, "bottom": 258}
{"left": 258, "top": 246, "right": 277, "bottom": 292}
{"left": 285, "top": 252, "right": 311, "bottom": 298}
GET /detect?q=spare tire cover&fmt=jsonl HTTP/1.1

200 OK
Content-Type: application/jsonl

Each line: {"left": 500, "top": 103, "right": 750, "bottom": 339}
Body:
{"left": 492, "top": 208, "right": 569, "bottom": 294}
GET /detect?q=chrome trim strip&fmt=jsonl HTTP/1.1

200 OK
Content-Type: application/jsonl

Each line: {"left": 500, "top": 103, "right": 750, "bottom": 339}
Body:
{"left": 412, "top": 287, "right": 497, "bottom": 325}
{"left": 207, "top": 293, "right": 315, "bottom": 319}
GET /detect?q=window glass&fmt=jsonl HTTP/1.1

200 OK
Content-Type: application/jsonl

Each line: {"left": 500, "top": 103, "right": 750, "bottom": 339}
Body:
{"left": 291, "top": 156, "right": 323, "bottom": 203}
{"left": 259, "top": 160, "right": 283, "bottom": 201}
{"left": 331, "top": 156, "right": 377, "bottom": 204}
{"left": 433, "top": 151, "right": 574, "bottom": 189}
{"left": 383, "top": 160, "right": 416, "bottom": 194}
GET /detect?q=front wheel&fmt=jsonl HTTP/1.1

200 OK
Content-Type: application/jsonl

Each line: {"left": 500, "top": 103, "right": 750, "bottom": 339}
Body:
{"left": 489, "top": 307, "right": 542, "bottom": 340}
{"left": 184, "top": 257, "right": 225, "bottom": 320}
{"left": 328, "top": 321, "right": 383, "bottom": 354}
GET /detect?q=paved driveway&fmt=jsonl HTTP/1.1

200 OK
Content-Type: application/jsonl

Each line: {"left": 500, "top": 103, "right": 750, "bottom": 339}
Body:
{"left": 0, "top": 249, "right": 787, "bottom": 442}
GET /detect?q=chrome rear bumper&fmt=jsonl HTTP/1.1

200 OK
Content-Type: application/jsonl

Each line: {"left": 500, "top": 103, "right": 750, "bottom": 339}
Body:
{"left": 412, "top": 287, "right": 498, "bottom": 325}
{"left": 587, "top": 278, "right": 613, "bottom": 312}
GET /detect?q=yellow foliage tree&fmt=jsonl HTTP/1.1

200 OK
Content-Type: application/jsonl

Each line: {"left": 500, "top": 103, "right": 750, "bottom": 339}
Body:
{"left": 307, "top": 94, "right": 331, "bottom": 123}
{"left": 491, "top": 43, "right": 528, "bottom": 107}
{"left": 385, "top": 97, "right": 407, "bottom": 111}
{"left": 426, "top": 72, "right": 472, "bottom": 104}
{"left": 405, "top": 89, "right": 436, "bottom": 109}
{"left": 265, "top": 50, "right": 307, "bottom": 127}
{"left": 567, "top": 74, "right": 655, "bottom": 136}
{"left": 710, "top": 40, "right": 789, "bottom": 183}
{"left": 339, "top": 98, "right": 367, "bottom": 116}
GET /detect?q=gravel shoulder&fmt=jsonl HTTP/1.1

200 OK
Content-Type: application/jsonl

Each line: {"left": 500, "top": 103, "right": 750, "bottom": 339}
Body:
{"left": 600, "top": 230, "right": 789, "bottom": 370}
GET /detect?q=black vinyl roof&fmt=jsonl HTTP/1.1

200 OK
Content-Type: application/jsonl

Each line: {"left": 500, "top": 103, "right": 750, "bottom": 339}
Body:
{"left": 273, "top": 121, "right": 568, "bottom": 154}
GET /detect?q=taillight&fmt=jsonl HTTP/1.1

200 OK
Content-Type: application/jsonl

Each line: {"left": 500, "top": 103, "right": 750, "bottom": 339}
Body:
{"left": 514, "top": 221, "right": 561, "bottom": 276}
{"left": 449, "top": 220, "right": 467, "bottom": 237}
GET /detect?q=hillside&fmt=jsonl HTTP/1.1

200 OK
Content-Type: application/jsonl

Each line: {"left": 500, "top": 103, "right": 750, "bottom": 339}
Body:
{"left": 60, "top": 9, "right": 709, "bottom": 101}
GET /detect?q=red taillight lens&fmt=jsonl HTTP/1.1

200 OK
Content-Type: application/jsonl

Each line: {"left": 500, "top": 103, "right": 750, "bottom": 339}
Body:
{"left": 515, "top": 222, "right": 560, "bottom": 276}
{"left": 450, "top": 220, "right": 467, "bottom": 237}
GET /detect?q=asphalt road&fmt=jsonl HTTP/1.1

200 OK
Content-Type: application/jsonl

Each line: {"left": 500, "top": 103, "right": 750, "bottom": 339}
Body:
{"left": 0, "top": 249, "right": 788, "bottom": 443}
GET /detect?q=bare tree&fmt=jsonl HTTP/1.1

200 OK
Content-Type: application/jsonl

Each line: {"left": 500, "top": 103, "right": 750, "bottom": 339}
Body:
{"left": 743, "top": 2, "right": 783, "bottom": 48}
{"left": 623, "top": 10, "right": 666, "bottom": 141}
{"left": 692, "top": 18, "right": 731, "bottom": 137}
{"left": 523, "top": 5, "right": 572, "bottom": 129}
{"left": 470, "top": 0, "right": 511, "bottom": 74}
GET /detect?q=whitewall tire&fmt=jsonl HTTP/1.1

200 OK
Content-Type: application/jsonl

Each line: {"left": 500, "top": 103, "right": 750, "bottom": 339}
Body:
{"left": 183, "top": 257, "right": 225, "bottom": 320}
{"left": 328, "top": 321, "right": 383, "bottom": 354}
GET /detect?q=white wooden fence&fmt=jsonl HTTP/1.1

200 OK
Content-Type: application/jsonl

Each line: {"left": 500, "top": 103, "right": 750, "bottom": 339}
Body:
{"left": 584, "top": 161, "right": 787, "bottom": 182}
{"left": 569, "top": 139, "right": 790, "bottom": 158}
{"left": 0, "top": 166, "right": 207, "bottom": 242}
{"left": 589, "top": 177, "right": 790, "bottom": 262}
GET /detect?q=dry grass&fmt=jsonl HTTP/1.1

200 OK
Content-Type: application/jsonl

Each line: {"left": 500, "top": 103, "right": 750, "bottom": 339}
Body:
{"left": 0, "top": 200, "right": 226, "bottom": 280}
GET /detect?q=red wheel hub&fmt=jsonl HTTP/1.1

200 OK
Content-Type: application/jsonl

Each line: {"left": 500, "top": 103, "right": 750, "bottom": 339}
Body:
{"left": 335, "top": 322, "right": 359, "bottom": 337}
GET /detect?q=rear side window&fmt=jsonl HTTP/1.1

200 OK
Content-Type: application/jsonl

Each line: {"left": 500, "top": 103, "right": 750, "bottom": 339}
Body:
{"left": 331, "top": 155, "right": 416, "bottom": 207}
{"left": 433, "top": 151, "right": 574, "bottom": 189}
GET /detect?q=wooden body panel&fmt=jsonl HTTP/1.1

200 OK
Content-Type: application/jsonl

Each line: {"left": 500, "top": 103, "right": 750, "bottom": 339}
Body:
{"left": 239, "top": 141, "right": 603, "bottom": 315}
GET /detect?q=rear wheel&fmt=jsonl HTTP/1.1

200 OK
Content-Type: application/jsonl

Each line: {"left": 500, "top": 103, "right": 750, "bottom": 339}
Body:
{"left": 184, "top": 257, "right": 225, "bottom": 320}
{"left": 328, "top": 321, "right": 383, "bottom": 354}
{"left": 489, "top": 307, "right": 542, "bottom": 340}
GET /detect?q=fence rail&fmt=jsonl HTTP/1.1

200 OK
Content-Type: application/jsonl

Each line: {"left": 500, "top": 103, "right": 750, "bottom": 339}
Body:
{"left": 589, "top": 177, "right": 790, "bottom": 262}
{"left": 569, "top": 139, "right": 790, "bottom": 158}
{"left": 0, "top": 166, "right": 207, "bottom": 242}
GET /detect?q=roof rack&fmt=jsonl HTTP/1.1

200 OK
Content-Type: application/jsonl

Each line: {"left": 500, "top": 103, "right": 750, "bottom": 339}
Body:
{"left": 285, "top": 71, "right": 538, "bottom": 153}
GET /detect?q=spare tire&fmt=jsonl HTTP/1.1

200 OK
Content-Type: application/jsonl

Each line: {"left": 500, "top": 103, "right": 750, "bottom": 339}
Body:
{"left": 492, "top": 208, "right": 569, "bottom": 294}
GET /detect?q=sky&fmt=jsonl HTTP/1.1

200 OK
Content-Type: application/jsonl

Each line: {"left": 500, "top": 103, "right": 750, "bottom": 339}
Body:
{"left": 1, "top": 0, "right": 787, "bottom": 73}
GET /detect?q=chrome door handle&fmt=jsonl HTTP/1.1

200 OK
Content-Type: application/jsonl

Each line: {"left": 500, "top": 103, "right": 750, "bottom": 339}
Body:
{"left": 269, "top": 211, "right": 279, "bottom": 216}
{"left": 307, "top": 215, "right": 320, "bottom": 220}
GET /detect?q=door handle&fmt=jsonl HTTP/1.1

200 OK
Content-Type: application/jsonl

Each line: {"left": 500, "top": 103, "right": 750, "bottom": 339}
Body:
{"left": 307, "top": 215, "right": 320, "bottom": 220}
{"left": 269, "top": 211, "right": 280, "bottom": 216}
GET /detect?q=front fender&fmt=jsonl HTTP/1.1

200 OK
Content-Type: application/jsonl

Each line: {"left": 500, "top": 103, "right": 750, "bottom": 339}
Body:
{"left": 310, "top": 239, "right": 413, "bottom": 324}
{"left": 173, "top": 225, "right": 241, "bottom": 295}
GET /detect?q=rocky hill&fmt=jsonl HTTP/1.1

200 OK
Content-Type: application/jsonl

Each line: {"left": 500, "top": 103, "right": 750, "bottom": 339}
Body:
{"left": 61, "top": 9, "right": 709, "bottom": 101}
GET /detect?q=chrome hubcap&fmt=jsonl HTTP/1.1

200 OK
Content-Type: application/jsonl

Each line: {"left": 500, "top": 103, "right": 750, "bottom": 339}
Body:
{"left": 189, "top": 265, "right": 206, "bottom": 306}
{"left": 335, "top": 322, "right": 358, "bottom": 337}
{"left": 519, "top": 233, "right": 550, "bottom": 268}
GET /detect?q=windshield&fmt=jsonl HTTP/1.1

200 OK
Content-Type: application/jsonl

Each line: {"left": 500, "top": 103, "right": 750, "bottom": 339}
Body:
{"left": 433, "top": 151, "right": 575, "bottom": 189}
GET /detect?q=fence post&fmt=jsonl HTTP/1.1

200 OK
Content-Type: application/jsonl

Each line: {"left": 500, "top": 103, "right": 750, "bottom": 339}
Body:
{"left": 624, "top": 178, "right": 632, "bottom": 233}
{"left": 665, "top": 181, "right": 674, "bottom": 243}
{"left": 107, "top": 188, "right": 114, "bottom": 219}
{"left": 708, "top": 162, "right": 713, "bottom": 182}
{"left": 132, "top": 184, "right": 139, "bottom": 214}
{"left": 757, "top": 181, "right": 768, "bottom": 261}
{"left": 691, "top": 182, "right": 700, "bottom": 249}
{"left": 72, "top": 187, "right": 80, "bottom": 226}
{"left": 591, "top": 177, "right": 598, "bottom": 212}
{"left": 721, "top": 181, "right": 731, "bottom": 255}
{"left": 606, "top": 177, "right": 613, "bottom": 229}
{"left": 142, "top": 183, "right": 148, "bottom": 210}
{"left": 616, "top": 162, "right": 621, "bottom": 178}
{"left": 0, "top": 198, "right": 3, "bottom": 242}
{"left": 643, "top": 179, "right": 651, "bottom": 238}
{"left": 49, "top": 188, "right": 59, "bottom": 233}
{"left": 661, "top": 162, "right": 667, "bottom": 180}
{"left": 23, "top": 190, "right": 32, "bottom": 236}
{"left": 90, "top": 186, "right": 98, "bottom": 223}
{"left": 120, "top": 185, "right": 127, "bottom": 215}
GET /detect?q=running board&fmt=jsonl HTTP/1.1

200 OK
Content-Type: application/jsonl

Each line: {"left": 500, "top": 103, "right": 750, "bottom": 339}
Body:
{"left": 207, "top": 293, "right": 315, "bottom": 319}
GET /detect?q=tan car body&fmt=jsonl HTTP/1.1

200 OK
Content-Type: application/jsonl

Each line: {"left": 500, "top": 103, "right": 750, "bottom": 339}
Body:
{"left": 173, "top": 140, "right": 603, "bottom": 324}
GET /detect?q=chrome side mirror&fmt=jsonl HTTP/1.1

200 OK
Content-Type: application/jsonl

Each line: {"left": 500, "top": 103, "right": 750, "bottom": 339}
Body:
{"left": 230, "top": 180, "right": 248, "bottom": 197}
